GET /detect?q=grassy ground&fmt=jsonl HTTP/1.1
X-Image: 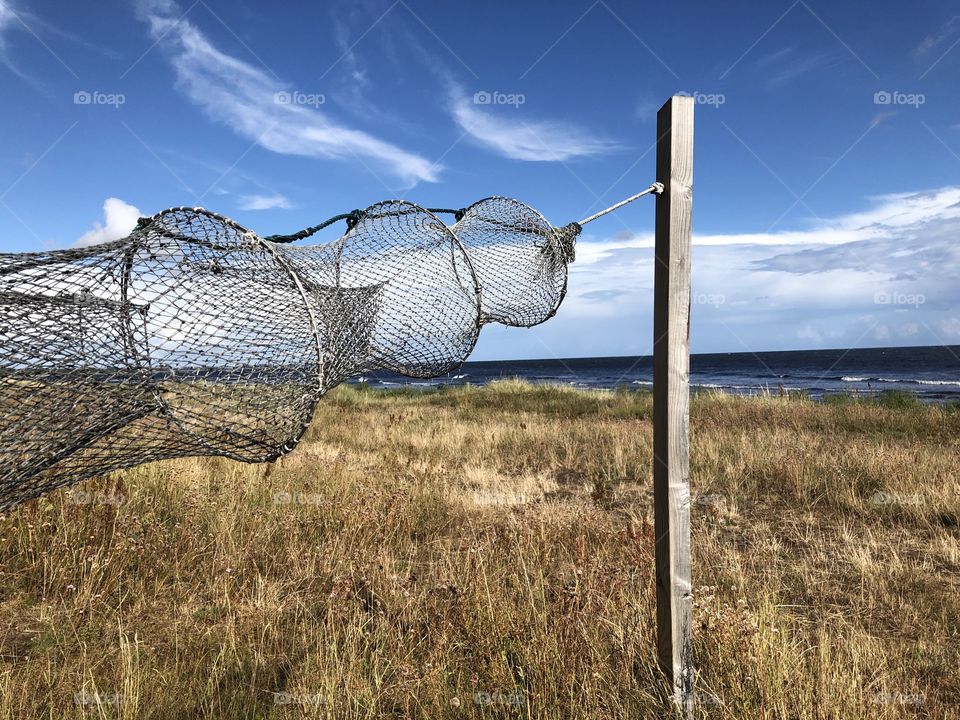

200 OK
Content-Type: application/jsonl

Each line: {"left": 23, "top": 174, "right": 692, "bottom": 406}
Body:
{"left": 0, "top": 381, "right": 958, "bottom": 719}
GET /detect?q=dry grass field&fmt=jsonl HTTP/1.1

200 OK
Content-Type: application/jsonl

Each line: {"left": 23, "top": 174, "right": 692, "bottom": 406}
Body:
{"left": 0, "top": 381, "right": 958, "bottom": 718}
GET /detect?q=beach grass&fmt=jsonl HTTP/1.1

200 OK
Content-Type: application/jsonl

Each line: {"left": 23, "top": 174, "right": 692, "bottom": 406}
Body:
{"left": 0, "top": 380, "right": 958, "bottom": 718}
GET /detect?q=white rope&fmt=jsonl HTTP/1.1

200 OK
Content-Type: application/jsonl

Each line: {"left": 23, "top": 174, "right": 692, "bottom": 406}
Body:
{"left": 577, "top": 182, "right": 663, "bottom": 226}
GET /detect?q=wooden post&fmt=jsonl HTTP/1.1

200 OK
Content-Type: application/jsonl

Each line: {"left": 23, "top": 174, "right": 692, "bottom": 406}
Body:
{"left": 653, "top": 94, "right": 694, "bottom": 716}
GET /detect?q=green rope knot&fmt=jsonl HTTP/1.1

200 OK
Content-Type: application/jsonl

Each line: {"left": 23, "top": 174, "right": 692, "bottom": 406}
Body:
{"left": 425, "top": 208, "right": 466, "bottom": 222}
{"left": 344, "top": 209, "right": 366, "bottom": 231}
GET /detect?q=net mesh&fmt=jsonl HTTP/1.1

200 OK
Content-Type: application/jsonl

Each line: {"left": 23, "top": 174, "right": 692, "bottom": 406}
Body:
{"left": 0, "top": 198, "right": 580, "bottom": 510}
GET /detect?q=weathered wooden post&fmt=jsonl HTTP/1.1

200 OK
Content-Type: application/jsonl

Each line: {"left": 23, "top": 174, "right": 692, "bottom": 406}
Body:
{"left": 653, "top": 94, "right": 694, "bottom": 716}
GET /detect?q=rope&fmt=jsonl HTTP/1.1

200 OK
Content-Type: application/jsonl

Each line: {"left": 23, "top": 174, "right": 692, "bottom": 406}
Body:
{"left": 577, "top": 182, "right": 663, "bottom": 226}
{"left": 554, "top": 223, "right": 580, "bottom": 263}
{"left": 263, "top": 211, "right": 364, "bottom": 243}
{"left": 427, "top": 208, "right": 467, "bottom": 222}
{"left": 264, "top": 207, "right": 467, "bottom": 244}
{"left": 261, "top": 182, "right": 662, "bottom": 244}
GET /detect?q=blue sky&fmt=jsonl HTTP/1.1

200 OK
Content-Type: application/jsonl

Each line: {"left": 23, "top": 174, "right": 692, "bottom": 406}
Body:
{"left": 0, "top": 0, "right": 958, "bottom": 360}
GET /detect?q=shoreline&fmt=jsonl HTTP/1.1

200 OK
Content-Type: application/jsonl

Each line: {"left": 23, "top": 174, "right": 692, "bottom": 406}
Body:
{"left": 347, "top": 377, "right": 960, "bottom": 406}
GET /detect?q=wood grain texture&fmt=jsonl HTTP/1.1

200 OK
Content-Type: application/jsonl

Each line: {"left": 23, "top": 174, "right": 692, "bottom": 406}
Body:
{"left": 653, "top": 94, "right": 695, "bottom": 716}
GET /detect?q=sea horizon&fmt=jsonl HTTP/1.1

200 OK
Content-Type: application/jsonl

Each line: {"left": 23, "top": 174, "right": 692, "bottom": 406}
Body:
{"left": 355, "top": 343, "right": 960, "bottom": 402}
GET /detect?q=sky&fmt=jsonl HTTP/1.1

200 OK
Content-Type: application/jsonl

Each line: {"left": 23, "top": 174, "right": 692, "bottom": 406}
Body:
{"left": 0, "top": 0, "right": 958, "bottom": 360}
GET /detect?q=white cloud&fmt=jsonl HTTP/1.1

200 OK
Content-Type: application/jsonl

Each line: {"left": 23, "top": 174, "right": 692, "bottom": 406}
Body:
{"left": 573, "top": 186, "right": 960, "bottom": 265}
{"left": 450, "top": 94, "right": 618, "bottom": 162}
{"left": 939, "top": 318, "right": 960, "bottom": 338}
{"left": 75, "top": 198, "right": 142, "bottom": 247}
{"left": 478, "top": 185, "right": 960, "bottom": 357}
{"left": 0, "top": 1, "right": 13, "bottom": 34}
{"left": 137, "top": 0, "right": 439, "bottom": 186}
{"left": 0, "top": 0, "right": 23, "bottom": 74}
{"left": 237, "top": 194, "right": 292, "bottom": 211}
{"left": 797, "top": 325, "right": 825, "bottom": 343}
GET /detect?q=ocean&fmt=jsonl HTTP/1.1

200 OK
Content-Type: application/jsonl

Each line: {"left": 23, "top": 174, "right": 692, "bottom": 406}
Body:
{"left": 352, "top": 345, "right": 960, "bottom": 402}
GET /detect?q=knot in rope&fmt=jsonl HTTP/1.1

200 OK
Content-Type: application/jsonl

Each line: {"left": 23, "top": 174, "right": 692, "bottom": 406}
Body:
{"left": 345, "top": 209, "right": 366, "bottom": 230}
{"left": 555, "top": 222, "right": 581, "bottom": 264}
{"left": 425, "top": 207, "right": 466, "bottom": 222}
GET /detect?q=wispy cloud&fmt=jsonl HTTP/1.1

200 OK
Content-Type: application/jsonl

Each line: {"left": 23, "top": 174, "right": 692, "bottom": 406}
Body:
{"left": 450, "top": 93, "right": 618, "bottom": 162}
{"left": 755, "top": 47, "right": 837, "bottom": 88}
{"left": 137, "top": 0, "right": 439, "bottom": 186}
{"left": 913, "top": 15, "right": 960, "bottom": 58}
{"left": 0, "top": 0, "right": 100, "bottom": 83}
{"left": 0, "top": 0, "right": 30, "bottom": 78}
{"left": 237, "top": 193, "right": 291, "bottom": 211}
{"left": 633, "top": 94, "right": 662, "bottom": 123}
{"left": 869, "top": 111, "right": 896, "bottom": 130}
{"left": 0, "top": 1, "right": 13, "bottom": 43}
{"left": 322, "top": 0, "right": 422, "bottom": 134}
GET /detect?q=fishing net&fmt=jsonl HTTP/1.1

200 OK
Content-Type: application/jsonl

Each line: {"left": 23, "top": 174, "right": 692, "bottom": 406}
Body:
{"left": 0, "top": 197, "right": 583, "bottom": 510}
